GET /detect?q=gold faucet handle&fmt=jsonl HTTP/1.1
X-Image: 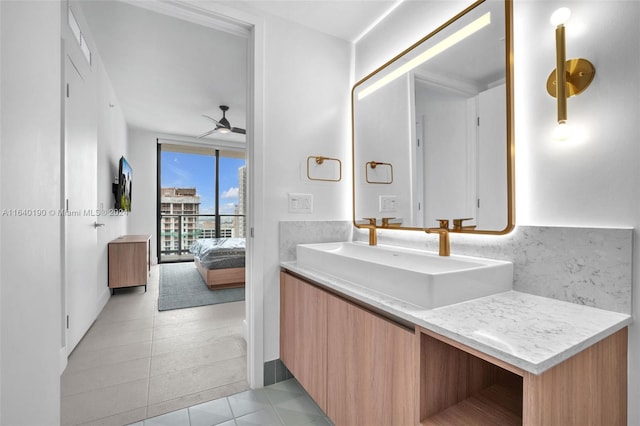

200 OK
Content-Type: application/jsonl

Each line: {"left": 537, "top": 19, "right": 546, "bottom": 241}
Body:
{"left": 452, "top": 217, "right": 475, "bottom": 231}
{"left": 435, "top": 219, "right": 450, "bottom": 230}
{"left": 362, "top": 217, "right": 377, "bottom": 226}
{"left": 381, "top": 217, "right": 397, "bottom": 227}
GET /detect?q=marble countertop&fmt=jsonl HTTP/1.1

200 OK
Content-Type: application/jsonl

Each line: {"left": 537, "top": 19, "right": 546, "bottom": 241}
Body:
{"left": 281, "top": 261, "right": 632, "bottom": 375}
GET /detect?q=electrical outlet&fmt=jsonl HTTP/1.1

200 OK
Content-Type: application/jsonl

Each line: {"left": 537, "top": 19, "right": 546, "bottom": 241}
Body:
{"left": 289, "top": 193, "right": 313, "bottom": 213}
{"left": 379, "top": 195, "right": 397, "bottom": 212}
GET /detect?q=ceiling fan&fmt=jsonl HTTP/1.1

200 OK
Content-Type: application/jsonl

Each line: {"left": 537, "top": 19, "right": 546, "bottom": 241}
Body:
{"left": 197, "top": 105, "right": 246, "bottom": 138}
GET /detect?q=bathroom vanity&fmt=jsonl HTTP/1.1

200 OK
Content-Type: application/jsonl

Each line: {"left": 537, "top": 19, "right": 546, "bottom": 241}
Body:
{"left": 280, "top": 251, "right": 631, "bottom": 425}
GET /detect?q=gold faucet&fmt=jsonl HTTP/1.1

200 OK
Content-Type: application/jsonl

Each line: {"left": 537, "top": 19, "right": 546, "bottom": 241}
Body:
{"left": 361, "top": 218, "right": 378, "bottom": 246}
{"left": 425, "top": 219, "right": 450, "bottom": 256}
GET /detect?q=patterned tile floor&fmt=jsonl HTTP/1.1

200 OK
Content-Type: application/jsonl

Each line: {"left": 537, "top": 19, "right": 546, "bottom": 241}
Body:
{"left": 132, "top": 378, "right": 333, "bottom": 426}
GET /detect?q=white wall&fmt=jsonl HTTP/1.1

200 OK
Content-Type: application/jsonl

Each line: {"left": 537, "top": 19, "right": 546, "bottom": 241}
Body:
{"left": 127, "top": 127, "right": 159, "bottom": 263}
{"left": 260, "top": 15, "right": 351, "bottom": 361}
{"left": 355, "top": 0, "right": 640, "bottom": 423}
{"left": 95, "top": 62, "right": 129, "bottom": 298}
{"left": 0, "top": 1, "right": 62, "bottom": 424}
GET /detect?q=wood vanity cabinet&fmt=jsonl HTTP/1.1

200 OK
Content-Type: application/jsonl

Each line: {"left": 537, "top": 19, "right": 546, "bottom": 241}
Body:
{"left": 280, "top": 271, "right": 416, "bottom": 425}
{"left": 326, "top": 293, "right": 416, "bottom": 426}
{"left": 280, "top": 272, "right": 328, "bottom": 411}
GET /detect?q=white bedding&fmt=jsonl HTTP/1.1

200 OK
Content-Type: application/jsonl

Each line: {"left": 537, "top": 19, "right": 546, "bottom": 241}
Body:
{"left": 189, "top": 238, "right": 245, "bottom": 269}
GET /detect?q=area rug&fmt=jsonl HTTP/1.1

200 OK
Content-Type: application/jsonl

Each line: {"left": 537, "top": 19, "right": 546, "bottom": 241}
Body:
{"left": 158, "top": 262, "right": 245, "bottom": 311}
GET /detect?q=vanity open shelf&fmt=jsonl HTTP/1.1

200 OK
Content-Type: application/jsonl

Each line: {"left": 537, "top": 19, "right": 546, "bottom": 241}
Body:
{"left": 423, "top": 385, "right": 522, "bottom": 425}
{"left": 418, "top": 328, "right": 523, "bottom": 425}
{"left": 417, "top": 326, "right": 627, "bottom": 425}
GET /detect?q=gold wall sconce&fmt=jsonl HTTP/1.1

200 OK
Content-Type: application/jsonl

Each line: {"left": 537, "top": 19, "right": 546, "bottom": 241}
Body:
{"left": 546, "top": 7, "right": 595, "bottom": 140}
{"left": 365, "top": 161, "right": 393, "bottom": 184}
{"left": 306, "top": 155, "right": 342, "bottom": 182}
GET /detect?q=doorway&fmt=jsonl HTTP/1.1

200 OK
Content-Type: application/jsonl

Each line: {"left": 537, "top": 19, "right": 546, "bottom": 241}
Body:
{"left": 68, "top": 0, "right": 264, "bottom": 400}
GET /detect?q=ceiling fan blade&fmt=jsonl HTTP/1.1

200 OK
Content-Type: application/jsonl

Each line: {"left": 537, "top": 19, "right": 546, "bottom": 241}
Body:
{"left": 201, "top": 114, "right": 222, "bottom": 126}
{"left": 202, "top": 109, "right": 244, "bottom": 136}
{"left": 197, "top": 128, "right": 217, "bottom": 139}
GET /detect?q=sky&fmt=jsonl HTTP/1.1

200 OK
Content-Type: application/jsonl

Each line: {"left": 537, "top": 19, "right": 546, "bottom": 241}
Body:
{"left": 161, "top": 151, "right": 245, "bottom": 215}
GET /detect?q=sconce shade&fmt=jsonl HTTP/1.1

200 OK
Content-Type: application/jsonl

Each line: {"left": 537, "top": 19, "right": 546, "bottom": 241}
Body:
{"left": 552, "top": 121, "right": 572, "bottom": 141}
{"left": 550, "top": 7, "right": 571, "bottom": 26}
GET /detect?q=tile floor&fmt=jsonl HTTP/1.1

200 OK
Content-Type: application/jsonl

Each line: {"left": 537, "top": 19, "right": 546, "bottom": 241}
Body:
{"left": 133, "top": 378, "right": 333, "bottom": 426}
{"left": 61, "top": 264, "right": 250, "bottom": 425}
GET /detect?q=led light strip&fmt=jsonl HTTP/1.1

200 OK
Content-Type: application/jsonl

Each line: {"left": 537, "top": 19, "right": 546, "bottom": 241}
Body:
{"left": 352, "top": 0, "right": 406, "bottom": 44}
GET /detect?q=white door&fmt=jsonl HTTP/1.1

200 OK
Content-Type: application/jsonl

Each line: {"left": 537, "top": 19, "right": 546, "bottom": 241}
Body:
{"left": 65, "top": 53, "right": 98, "bottom": 353}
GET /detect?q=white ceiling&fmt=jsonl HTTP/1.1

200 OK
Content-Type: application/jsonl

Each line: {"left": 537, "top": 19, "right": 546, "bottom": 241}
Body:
{"left": 78, "top": 0, "right": 398, "bottom": 144}
{"left": 233, "top": 1, "right": 397, "bottom": 42}
{"left": 79, "top": 0, "right": 249, "bottom": 143}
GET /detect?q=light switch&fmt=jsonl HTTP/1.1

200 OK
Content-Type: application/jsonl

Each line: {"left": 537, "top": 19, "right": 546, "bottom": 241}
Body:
{"left": 289, "top": 193, "right": 313, "bottom": 213}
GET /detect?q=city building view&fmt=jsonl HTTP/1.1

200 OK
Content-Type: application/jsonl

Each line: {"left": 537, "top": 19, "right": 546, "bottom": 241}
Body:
{"left": 159, "top": 154, "right": 247, "bottom": 260}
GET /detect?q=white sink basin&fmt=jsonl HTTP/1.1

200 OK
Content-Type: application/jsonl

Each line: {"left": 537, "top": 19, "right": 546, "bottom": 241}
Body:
{"left": 296, "top": 242, "right": 513, "bottom": 309}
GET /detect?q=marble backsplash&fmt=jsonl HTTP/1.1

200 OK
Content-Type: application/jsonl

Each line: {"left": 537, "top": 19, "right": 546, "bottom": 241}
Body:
{"left": 279, "top": 221, "right": 633, "bottom": 314}
{"left": 278, "top": 220, "right": 353, "bottom": 262}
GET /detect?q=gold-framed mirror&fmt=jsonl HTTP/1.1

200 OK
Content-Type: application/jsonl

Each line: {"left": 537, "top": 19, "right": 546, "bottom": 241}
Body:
{"left": 352, "top": 0, "right": 514, "bottom": 234}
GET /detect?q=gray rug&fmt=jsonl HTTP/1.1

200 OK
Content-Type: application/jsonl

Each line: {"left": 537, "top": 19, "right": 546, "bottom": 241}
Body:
{"left": 158, "top": 262, "right": 245, "bottom": 311}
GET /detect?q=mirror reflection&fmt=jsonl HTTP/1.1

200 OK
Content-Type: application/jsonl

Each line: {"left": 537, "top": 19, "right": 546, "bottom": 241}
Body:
{"left": 352, "top": 0, "right": 513, "bottom": 233}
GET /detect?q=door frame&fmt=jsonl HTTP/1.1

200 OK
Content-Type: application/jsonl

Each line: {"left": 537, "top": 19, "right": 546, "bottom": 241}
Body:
{"left": 61, "top": 19, "right": 101, "bottom": 365}
{"left": 126, "top": 0, "right": 266, "bottom": 388}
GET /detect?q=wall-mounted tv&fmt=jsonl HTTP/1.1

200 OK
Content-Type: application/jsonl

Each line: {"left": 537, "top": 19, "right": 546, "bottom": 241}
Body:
{"left": 115, "top": 156, "right": 132, "bottom": 211}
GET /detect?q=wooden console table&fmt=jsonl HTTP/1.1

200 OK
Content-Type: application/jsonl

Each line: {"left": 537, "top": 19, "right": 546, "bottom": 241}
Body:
{"left": 108, "top": 234, "right": 151, "bottom": 294}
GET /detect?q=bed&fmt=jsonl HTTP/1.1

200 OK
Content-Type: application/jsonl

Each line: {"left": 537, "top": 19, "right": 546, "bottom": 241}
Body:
{"left": 189, "top": 238, "right": 246, "bottom": 290}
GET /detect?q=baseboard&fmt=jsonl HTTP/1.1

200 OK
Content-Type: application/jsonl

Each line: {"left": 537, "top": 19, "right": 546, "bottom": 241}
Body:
{"left": 97, "top": 285, "right": 111, "bottom": 314}
{"left": 263, "top": 358, "right": 293, "bottom": 386}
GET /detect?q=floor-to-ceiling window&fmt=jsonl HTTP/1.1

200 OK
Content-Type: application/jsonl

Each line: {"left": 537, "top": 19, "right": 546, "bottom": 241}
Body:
{"left": 158, "top": 143, "right": 246, "bottom": 263}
